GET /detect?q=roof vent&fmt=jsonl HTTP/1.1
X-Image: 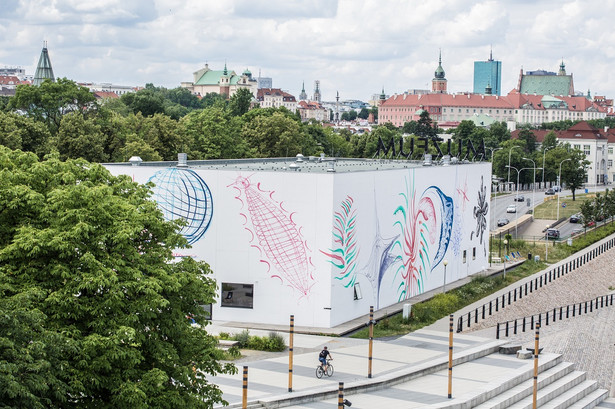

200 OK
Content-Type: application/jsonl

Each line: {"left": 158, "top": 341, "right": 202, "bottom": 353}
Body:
{"left": 177, "top": 153, "right": 188, "bottom": 167}
{"left": 129, "top": 156, "right": 143, "bottom": 166}
{"left": 296, "top": 153, "right": 305, "bottom": 162}
{"left": 289, "top": 163, "right": 299, "bottom": 170}
{"left": 423, "top": 154, "right": 433, "bottom": 166}
{"left": 442, "top": 155, "right": 451, "bottom": 166}
{"left": 327, "top": 162, "right": 336, "bottom": 172}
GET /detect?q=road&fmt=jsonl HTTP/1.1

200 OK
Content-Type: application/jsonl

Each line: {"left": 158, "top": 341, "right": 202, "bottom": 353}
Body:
{"left": 490, "top": 185, "right": 610, "bottom": 236}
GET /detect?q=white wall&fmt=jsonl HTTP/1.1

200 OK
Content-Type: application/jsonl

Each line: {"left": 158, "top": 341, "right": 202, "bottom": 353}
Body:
{"left": 106, "top": 162, "right": 491, "bottom": 328}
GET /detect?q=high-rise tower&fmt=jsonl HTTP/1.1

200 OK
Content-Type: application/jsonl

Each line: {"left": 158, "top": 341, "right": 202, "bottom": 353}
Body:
{"left": 473, "top": 48, "right": 502, "bottom": 95}
{"left": 33, "top": 42, "right": 55, "bottom": 86}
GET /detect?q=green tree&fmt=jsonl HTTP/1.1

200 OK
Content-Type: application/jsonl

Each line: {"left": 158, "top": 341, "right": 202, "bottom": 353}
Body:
{"left": 182, "top": 107, "right": 248, "bottom": 159}
{"left": 0, "top": 147, "right": 235, "bottom": 408}
{"left": 121, "top": 89, "right": 165, "bottom": 117}
{"left": 517, "top": 129, "right": 537, "bottom": 153}
{"left": 357, "top": 108, "right": 370, "bottom": 120}
{"left": 559, "top": 147, "right": 589, "bottom": 201}
{"left": 228, "top": 88, "right": 253, "bottom": 117}
{"left": 0, "top": 111, "right": 52, "bottom": 156}
{"left": 9, "top": 78, "right": 96, "bottom": 134}
{"left": 138, "top": 113, "right": 189, "bottom": 161}
{"left": 51, "top": 112, "right": 108, "bottom": 162}
{"left": 542, "top": 130, "right": 558, "bottom": 151}
{"left": 242, "top": 111, "right": 312, "bottom": 157}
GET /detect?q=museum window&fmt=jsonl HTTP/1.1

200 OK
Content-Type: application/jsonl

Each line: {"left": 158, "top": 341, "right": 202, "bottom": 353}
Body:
{"left": 472, "top": 247, "right": 476, "bottom": 260}
{"left": 353, "top": 283, "right": 363, "bottom": 301}
{"left": 583, "top": 145, "right": 591, "bottom": 155}
{"left": 221, "top": 282, "right": 254, "bottom": 309}
{"left": 609, "top": 147, "right": 613, "bottom": 154}
{"left": 463, "top": 250, "right": 467, "bottom": 263}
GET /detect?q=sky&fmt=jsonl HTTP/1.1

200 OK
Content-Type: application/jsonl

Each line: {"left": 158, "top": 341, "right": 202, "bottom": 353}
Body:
{"left": 1, "top": 0, "right": 614, "bottom": 102}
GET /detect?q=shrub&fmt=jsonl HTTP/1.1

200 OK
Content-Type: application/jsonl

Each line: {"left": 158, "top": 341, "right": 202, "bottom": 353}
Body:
{"left": 266, "top": 332, "right": 286, "bottom": 352}
{"left": 233, "top": 329, "right": 251, "bottom": 348}
{"left": 218, "top": 332, "right": 231, "bottom": 340}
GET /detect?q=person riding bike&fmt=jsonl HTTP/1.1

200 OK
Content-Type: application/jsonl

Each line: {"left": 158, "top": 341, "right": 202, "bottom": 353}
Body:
{"left": 318, "top": 346, "right": 332, "bottom": 372}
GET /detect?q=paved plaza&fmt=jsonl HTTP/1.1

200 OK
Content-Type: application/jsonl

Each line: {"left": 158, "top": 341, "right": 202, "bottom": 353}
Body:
{"left": 208, "top": 231, "right": 615, "bottom": 408}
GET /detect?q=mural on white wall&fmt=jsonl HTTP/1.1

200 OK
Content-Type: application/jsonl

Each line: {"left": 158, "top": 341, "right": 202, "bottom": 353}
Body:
{"left": 472, "top": 176, "right": 489, "bottom": 256}
{"left": 320, "top": 196, "right": 360, "bottom": 288}
{"left": 228, "top": 175, "right": 315, "bottom": 298}
{"left": 392, "top": 172, "right": 454, "bottom": 301}
{"left": 148, "top": 168, "right": 214, "bottom": 244}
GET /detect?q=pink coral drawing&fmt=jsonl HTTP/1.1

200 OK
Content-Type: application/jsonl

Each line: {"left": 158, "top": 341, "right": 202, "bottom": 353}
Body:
{"left": 229, "top": 175, "right": 314, "bottom": 296}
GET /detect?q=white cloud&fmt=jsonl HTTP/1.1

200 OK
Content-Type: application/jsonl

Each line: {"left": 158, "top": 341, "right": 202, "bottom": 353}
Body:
{"left": 0, "top": 0, "right": 613, "bottom": 101}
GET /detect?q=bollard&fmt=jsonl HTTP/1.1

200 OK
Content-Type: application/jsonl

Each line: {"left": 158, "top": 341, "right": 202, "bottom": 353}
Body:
{"left": 482, "top": 304, "right": 485, "bottom": 320}
{"left": 508, "top": 292, "right": 511, "bottom": 305}
{"left": 368, "top": 306, "right": 374, "bottom": 379}
{"left": 532, "top": 324, "right": 541, "bottom": 409}
{"left": 496, "top": 323, "right": 500, "bottom": 339}
{"left": 514, "top": 288, "right": 517, "bottom": 302}
{"left": 448, "top": 315, "right": 453, "bottom": 399}
{"left": 288, "top": 315, "right": 294, "bottom": 392}
{"left": 489, "top": 301, "right": 492, "bottom": 315}
{"left": 242, "top": 366, "right": 248, "bottom": 409}
{"left": 338, "top": 382, "right": 344, "bottom": 409}
{"left": 475, "top": 308, "right": 478, "bottom": 324}
{"left": 466, "top": 312, "right": 470, "bottom": 329}
{"left": 514, "top": 319, "right": 518, "bottom": 335}
{"left": 566, "top": 305, "right": 569, "bottom": 318}
{"left": 559, "top": 307, "right": 562, "bottom": 321}
{"left": 505, "top": 321, "right": 509, "bottom": 337}
{"left": 525, "top": 282, "right": 528, "bottom": 296}
{"left": 523, "top": 317, "right": 526, "bottom": 333}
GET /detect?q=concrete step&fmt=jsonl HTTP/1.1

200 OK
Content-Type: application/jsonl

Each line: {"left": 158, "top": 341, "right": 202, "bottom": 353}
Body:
{"left": 568, "top": 388, "right": 609, "bottom": 409}
{"left": 506, "top": 370, "right": 586, "bottom": 409}
{"left": 539, "top": 379, "right": 599, "bottom": 409}
{"left": 474, "top": 361, "right": 575, "bottom": 409}
{"left": 594, "top": 397, "right": 615, "bottom": 408}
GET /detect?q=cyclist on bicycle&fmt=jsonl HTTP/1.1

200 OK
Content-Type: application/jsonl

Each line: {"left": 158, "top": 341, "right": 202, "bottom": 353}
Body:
{"left": 318, "top": 346, "right": 332, "bottom": 372}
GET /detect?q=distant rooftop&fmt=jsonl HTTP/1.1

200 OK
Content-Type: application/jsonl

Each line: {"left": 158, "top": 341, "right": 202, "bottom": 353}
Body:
{"left": 105, "top": 155, "right": 484, "bottom": 173}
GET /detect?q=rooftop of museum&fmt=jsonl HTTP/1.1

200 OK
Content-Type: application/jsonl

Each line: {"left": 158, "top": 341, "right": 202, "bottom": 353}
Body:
{"left": 107, "top": 153, "right": 486, "bottom": 174}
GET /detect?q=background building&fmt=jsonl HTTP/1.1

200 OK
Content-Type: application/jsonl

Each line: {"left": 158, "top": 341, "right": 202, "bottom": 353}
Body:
{"left": 181, "top": 64, "right": 257, "bottom": 98}
{"left": 256, "top": 88, "right": 297, "bottom": 112}
{"left": 105, "top": 158, "right": 491, "bottom": 328}
{"left": 33, "top": 42, "right": 55, "bottom": 86}
{"left": 473, "top": 51, "right": 502, "bottom": 96}
{"left": 517, "top": 61, "right": 575, "bottom": 96}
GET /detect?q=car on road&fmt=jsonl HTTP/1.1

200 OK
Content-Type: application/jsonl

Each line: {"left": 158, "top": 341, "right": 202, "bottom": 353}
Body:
{"left": 506, "top": 204, "right": 517, "bottom": 213}
{"left": 497, "top": 218, "right": 510, "bottom": 227}
{"left": 513, "top": 195, "right": 525, "bottom": 202}
{"left": 545, "top": 188, "right": 555, "bottom": 195}
{"left": 570, "top": 213, "right": 582, "bottom": 223}
{"left": 546, "top": 228, "right": 560, "bottom": 239}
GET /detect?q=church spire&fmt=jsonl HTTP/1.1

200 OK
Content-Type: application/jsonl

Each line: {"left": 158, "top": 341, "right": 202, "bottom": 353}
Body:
{"left": 558, "top": 58, "right": 566, "bottom": 75}
{"left": 33, "top": 41, "right": 55, "bottom": 86}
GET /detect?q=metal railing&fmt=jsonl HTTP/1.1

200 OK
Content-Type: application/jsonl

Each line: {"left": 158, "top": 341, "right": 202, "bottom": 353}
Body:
{"left": 495, "top": 294, "right": 615, "bottom": 339}
{"left": 457, "top": 236, "right": 615, "bottom": 333}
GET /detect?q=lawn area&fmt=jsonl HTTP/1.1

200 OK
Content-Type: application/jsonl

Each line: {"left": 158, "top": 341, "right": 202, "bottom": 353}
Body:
{"left": 533, "top": 192, "right": 595, "bottom": 220}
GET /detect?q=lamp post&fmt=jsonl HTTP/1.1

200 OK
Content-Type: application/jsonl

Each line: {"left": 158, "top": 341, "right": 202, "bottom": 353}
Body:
{"left": 545, "top": 224, "right": 550, "bottom": 261}
{"left": 503, "top": 239, "right": 508, "bottom": 278}
{"left": 542, "top": 146, "right": 553, "bottom": 189}
{"left": 488, "top": 148, "right": 503, "bottom": 228}
{"left": 557, "top": 158, "right": 572, "bottom": 220}
{"left": 507, "top": 146, "right": 521, "bottom": 190}
{"left": 442, "top": 260, "right": 449, "bottom": 292}
{"left": 522, "top": 157, "right": 542, "bottom": 216}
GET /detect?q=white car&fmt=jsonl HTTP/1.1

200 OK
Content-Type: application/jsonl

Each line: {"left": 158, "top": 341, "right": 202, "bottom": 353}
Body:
{"left": 506, "top": 204, "right": 517, "bottom": 213}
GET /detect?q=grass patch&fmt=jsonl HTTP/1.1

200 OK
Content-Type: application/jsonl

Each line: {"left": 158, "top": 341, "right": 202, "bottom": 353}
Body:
{"left": 533, "top": 193, "right": 592, "bottom": 220}
{"left": 351, "top": 220, "right": 615, "bottom": 339}
{"left": 218, "top": 330, "right": 287, "bottom": 352}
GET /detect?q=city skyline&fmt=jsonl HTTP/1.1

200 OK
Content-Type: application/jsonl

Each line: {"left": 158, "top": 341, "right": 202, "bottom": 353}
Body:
{"left": 1, "top": 0, "right": 614, "bottom": 101}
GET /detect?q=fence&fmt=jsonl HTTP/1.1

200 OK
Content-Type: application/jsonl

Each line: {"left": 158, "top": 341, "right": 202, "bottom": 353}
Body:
{"left": 495, "top": 294, "right": 615, "bottom": 339}
{"left": 457, "top": 236, "right": 615, "bottom": 333}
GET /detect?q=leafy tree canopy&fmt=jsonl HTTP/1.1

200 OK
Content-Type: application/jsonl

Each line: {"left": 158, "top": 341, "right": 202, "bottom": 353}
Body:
{"left": 0, "top": 147, "right": 235, "bottom": 408}
{"left": 9, "top": 78, "right": 97, "bottom": 134}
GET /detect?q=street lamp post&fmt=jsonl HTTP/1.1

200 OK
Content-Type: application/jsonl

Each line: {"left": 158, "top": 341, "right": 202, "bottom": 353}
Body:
{"left": 508, "top": 146, "right": 521, "bottom": 191}
{"left": 503, "top": 239, "right": 508, "bottom": 278}
{"left": 487, "top": 147, "right": 503, "bottom": 230}
{"left": 522, "top": 157, "right": 542, "bottom": 217}
{"left": 442, "top": 260, "right": 448, "bottom": 292}
{"left": 545, "top": 224, "right": 550, "bottom": 261}
{"left": 557, "top": 158, "right": 572, "bottom": 220}
{"left": 542, "top": 146, "right": 553, "bottom": 189}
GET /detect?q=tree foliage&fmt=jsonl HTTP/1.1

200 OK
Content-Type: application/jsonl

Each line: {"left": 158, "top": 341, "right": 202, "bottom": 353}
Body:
{"left": 9, "top": 78, "right": 97, "bottom": 134}
{"left": 0, "top": 148, "right": 236, "bottom": 408}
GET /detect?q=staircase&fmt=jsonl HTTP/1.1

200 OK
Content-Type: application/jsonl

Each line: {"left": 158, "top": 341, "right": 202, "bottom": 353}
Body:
{"left": 465, "top": 353, "right": 609, "bottom": 409}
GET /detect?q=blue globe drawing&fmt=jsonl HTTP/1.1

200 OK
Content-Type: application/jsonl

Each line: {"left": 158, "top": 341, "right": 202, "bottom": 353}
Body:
{"left": 148, "top": 168, "right": 213, "bottom": 244}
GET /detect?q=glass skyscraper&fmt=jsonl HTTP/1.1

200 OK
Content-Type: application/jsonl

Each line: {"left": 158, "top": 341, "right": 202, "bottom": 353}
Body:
{"left": 473, "top": 52, "right": 501, "bottom": 96}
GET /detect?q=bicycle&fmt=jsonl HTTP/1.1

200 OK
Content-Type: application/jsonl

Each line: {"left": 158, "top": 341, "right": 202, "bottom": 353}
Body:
{"left": 315, "top": 358, "right": 334, "bottom": 378}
